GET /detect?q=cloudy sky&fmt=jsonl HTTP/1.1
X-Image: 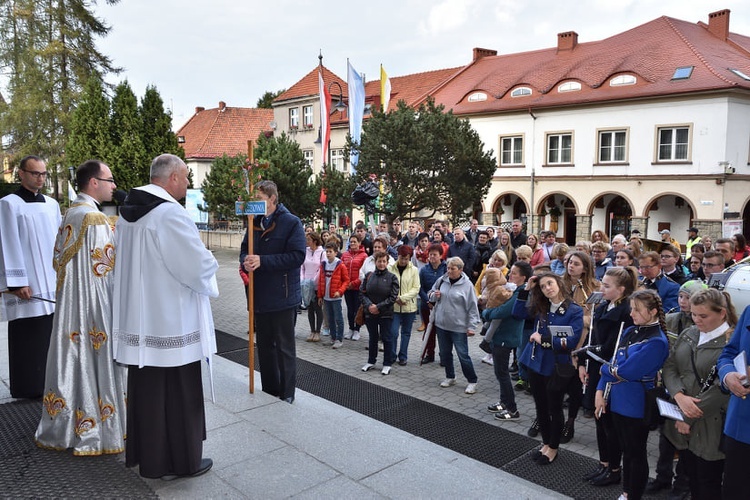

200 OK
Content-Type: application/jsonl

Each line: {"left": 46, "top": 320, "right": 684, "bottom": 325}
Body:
{"left": 93, "top": 0, "right": 750, "bottom": 130}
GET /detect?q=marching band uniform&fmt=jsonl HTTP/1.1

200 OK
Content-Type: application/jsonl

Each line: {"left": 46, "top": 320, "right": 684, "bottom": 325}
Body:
{"left": 663, "top": 324, "right": 730, "bottom": 500}
{"left": 0, "top": 186, "right": 60, "bottom": 398}
{"left": 515, "top": 289, "right": 583, "bottom": 458}
{"left": 641, "top": 274, "right": 679, "bottom": 313}
{"left": 597, "top": 322, "right": 669, "bottom": 500}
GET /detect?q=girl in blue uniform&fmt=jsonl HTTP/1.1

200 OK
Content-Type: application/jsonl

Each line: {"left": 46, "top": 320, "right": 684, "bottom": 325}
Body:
{"left": 595, "top": 289, "right": 670, "bottom": 500}
{"left": 514, "top": 272, "right": 583, "bottom": 465}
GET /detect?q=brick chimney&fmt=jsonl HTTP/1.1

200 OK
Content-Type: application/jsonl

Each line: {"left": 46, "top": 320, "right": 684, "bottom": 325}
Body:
{"left": 218, "top": 101, "right": 226, "bottom": 111}
{"left": 557, "top": 31, "right": 578, "bottom": 51}
{"left": 195, "top": 106, "right": 205, "bottom": 113}
{"left": 707, "top": 9, "right": 730, "bottom": 40}
{"left": 473, "top": 47, "right": 497, "bottom": 61}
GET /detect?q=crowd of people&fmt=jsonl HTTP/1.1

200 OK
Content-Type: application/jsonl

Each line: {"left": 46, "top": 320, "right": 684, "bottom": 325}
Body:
{"left": 294, "top": 217, "right": 750, "bottom": 500}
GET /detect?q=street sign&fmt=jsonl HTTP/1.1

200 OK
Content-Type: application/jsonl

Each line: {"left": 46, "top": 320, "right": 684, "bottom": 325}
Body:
{"left": 235, "top": 200, "right": 267, "bottom": 216}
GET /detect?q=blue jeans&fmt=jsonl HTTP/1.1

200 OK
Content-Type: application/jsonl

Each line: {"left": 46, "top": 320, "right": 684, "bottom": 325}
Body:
{"left": 492, "top": 345, "right": 517, "bottom": 412}
{"left": 391, "top": 311, "right": 416, "bottom": 363}
{"left": 436, "top": 326, "right": 477, "bottom": 383}
{"left": 324, "top": 300, "right": 344, "bottom": 341}
{"left": 365, "top": 316, "right": 394, "bottom": 366}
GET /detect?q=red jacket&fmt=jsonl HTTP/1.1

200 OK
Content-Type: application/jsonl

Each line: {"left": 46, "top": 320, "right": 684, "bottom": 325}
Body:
{"left": 318, "top": 259, "right": 349, "bottom": 299}
{"left": 341, "top": 246, "right": 367, "bottom": 290}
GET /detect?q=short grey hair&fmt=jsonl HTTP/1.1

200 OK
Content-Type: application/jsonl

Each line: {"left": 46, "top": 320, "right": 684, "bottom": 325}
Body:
{"left": 150, "top": 154, "right": 184, "bottom": 180}
{"left": 612, "top": 234, "right": 627, "bottom": 245}
{"left": 446, "top": 256, "right": 464, "bottom": 270}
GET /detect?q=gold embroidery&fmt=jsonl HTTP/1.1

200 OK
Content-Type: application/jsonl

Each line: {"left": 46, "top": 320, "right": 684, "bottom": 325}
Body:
{"left": 91, "top": 243, "right": 115, "bottom": 277}
{"left": 55, "top": 209, "right": 113, "bottom": 290}
{"left": 74, "top": 409, "right": 96, "bottom": 436}
{"left": 89, "top": 327, "right": 107, "bottom": 350}
{"left": 69, "top": 331, "right": 80, "bottom": 343}
{"left": 43, "top": 392, "right": 66, "bottom": 417}
{"left": 98, "top": 398, "right": 115, "bottom": 421}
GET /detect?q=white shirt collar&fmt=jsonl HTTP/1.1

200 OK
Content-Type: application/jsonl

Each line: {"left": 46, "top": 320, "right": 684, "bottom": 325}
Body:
{"left": 698, "top": 322, "right": 730, "bottom": 346}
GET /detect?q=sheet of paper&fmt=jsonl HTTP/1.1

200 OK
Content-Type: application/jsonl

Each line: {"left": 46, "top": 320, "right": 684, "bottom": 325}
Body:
{"left": 734, "top": 351, "right": 749, "bottom": 387}
{"left": 657, "top": 398, "right": 685, "bottom": 422}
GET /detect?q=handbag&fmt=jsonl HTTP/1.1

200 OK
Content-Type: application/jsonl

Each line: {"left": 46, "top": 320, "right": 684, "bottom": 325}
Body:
{"left": 547, "top": 362, "right": 576, "bottom": 392}
{"left": 300, "top": 278, "right": 316, "bottom": 308}
{"left": 355, "top": 305, "right": 366, "bottom": 326}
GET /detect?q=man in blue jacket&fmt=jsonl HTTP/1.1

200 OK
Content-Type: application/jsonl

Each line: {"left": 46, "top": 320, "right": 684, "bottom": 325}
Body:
{"left": 241, "top": 180, "right": 306, "bottom": 403}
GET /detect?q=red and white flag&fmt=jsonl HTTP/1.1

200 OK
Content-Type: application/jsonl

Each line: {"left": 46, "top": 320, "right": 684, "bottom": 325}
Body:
{"left": 318, "top": 69, "right": 331, "bottom": 167}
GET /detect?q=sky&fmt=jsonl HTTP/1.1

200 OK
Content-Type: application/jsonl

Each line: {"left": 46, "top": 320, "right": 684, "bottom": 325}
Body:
{"left": 92, "top": 0, "right": 750, "bottom": 130}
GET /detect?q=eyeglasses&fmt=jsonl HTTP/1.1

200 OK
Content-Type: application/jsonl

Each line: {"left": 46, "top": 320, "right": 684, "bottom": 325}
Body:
{"left": 638, "top": 265, "right": 656, "bottom": 270}
{"left": 22, "top": 169, "right": 47, "bottom": 178}
{"left": 95, "top": 177, "right": 116, "bottom": 184}
{"left": 660, "top": 254, "right": 676, "bottom": 260}
{"left": 703, "top": 262, "right": 723, "bottom": 269}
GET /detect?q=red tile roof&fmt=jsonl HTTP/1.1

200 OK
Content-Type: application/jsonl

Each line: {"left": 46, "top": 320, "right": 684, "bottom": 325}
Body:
{"left": 276, "top": 65, "right": 347, "bottom": 102}
{"left": 428, "top": 13, "right": 750, "bottom": 116}
{"left": 176, "top": 103, "right": 273, "bottom": 159}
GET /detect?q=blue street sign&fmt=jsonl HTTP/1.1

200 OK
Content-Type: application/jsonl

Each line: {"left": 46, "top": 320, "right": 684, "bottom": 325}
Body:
{"left": 235, "top": 200, "right": 267, "bottom": 215}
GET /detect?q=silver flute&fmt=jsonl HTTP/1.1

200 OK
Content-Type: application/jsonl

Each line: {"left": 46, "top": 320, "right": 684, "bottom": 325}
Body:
{"left": 599, "top": 321, "right": 625, "bottom": 417}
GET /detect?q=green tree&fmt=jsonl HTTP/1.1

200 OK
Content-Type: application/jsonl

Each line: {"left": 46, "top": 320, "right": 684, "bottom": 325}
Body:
{"left": 140, "top": 85, "right": 184, "bottom": 161}
{"left": 254, "top": 132, "right": 318, "bottom": 221}
{"left": 109, "top": 80, "right": 147, "bottom": 191}
{"left": 348, "top": 99, "right": 496, "bottom": 224}
{"left": 0, "top": 0, "right": 120, "bottom": 196}
{"left": 256, "top": 89, "right": 285, "bottom": 109}
{"left": 65, "top": 76, "right": 111, "bottom": 171}
{"left": 201, "top": 152, "right": 246, "bottom": 220}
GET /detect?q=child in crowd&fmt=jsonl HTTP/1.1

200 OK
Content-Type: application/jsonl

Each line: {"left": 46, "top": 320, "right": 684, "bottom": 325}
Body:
{"left": 318, "top": 242, "right": 349, "bottom": 349}
{"left": 478, "top": 268, "right": 515, "bottom": 363}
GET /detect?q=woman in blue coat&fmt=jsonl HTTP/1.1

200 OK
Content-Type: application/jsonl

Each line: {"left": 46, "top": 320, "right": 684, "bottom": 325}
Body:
{"left": 595, "top": 289, "right": 669, "bottom": 500}
{"left": 513, "top": 272, "right": 583, "bottom": 465}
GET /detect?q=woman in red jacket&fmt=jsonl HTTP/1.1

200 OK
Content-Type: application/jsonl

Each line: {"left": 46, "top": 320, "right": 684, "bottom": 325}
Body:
{"left": 341, "top": 234, "right": 368, "bottom": 340}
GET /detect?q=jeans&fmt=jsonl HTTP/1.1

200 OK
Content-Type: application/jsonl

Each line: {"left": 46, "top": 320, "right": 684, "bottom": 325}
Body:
{"left": 436, "top": 327, "right": 477, "bottom": 383}
{"left": 391, "top": 311, "right": 416, "bottom": 363}
{"left": 344, "top": 289, "right": 361, "bottom": 332}
{"left": 324, "top": 300, "right": 344, "bottom": 341}
{"left": 492, "top": 345, "right": 516, "bottom": 412}
{"left": 365, "top": 316, "right": 394, "bottom": 366}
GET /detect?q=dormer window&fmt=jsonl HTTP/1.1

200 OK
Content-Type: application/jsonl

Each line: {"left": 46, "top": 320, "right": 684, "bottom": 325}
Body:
{"left": 672, "top": 66, "right": 694, "bottom": 80}
{"left": 557, "top": 81, "right": 581, "bottom": 93}
{"left": 729, "top": 68, "right": 750, "bottom": 81}
{"left": 610, "top": 75, "right": 637, "bottom": 86}
{"left": 468, "top": 92, "right": 488, "bottom": 102}
{"left": 510, "top": 87, "right": 532, "bottom": 98}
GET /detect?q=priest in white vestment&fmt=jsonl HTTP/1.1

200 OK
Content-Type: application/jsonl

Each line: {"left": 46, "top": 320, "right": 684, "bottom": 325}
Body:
{"left": 35, "top": 160, "right": 127, "bottom": 456}
{"left": 0, "top": 155, "right": 60, "bottom": 399}
{"left": 112, "top": 154, "right": 217, "bottom": 480}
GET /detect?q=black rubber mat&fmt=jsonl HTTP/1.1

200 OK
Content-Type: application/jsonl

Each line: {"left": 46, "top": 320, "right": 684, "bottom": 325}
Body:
{"left": 0, "top": 399, "right": 156, "bottom": 499}
{"left": 217, "top": 330, "right": 669, "bottom": 500}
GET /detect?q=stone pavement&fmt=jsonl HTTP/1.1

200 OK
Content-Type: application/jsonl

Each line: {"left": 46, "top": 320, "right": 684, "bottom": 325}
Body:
{"left": 210, "top": 248, "right": 661, "bottom": 469}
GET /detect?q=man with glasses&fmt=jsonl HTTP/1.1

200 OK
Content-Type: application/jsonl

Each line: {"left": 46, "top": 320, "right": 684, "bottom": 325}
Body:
{"left": 35, "top": 160, "right": 126, "bottom": 455}
{"left": 638, "top": 251, "right": 679, "bottom": 312}
{"left": 0, "top": 155, "right": 61, "bottom": 399}
{"left": 659, "top": 245, "right": 687, "bottom": 285}
{"left": 701, "top": 251, "right": 725, "bottom": 280}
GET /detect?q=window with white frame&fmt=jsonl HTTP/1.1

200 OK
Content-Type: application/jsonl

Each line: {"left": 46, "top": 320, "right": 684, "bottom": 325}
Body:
{"left": 558, "top": 81, "right": 581, "bottom": 92}
{"left": 303, "top": 105, "right": 313, "bottom": 127}
{"left": 331, "top": 149, "right": 347, "bottom": 172}
{"left": 289, "top": 108, "right": 299, "bottom": 128}
{"left": 546, "top": 133, "right": 573, "bottom": 164}
{"left": 598, "top": 130, "right": 627, "bottom": 163}
{"left": 510, "top": 87, "right": 532, "bottom": 97}
{"left": 303, "top": 149, "right": 314, "bottom": 169}
{"left": 500, "top": 135, "right": 523, "bottom": 166}
{"left": 657, "top": 126, "right": 690, "bottom": 161}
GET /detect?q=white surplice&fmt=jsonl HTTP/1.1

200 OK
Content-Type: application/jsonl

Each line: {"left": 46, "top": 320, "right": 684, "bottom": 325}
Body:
{"left": 34, "top": 194, "right": 127, "bottom": 455}
{"left": 0, "top": 193, "right": 60, "bottom": 320}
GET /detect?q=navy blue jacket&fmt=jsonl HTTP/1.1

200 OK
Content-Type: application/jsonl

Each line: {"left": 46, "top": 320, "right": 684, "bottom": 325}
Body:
{"left": 447, "top": 239, "right": 476, "bottom": 278}
{"left": 513, "top": 289, "right": 584, "bottom": 377}
{"left": 239, "top": 203, "right": 306, "bottom": 313}
{"left": 419, "top": 261, "right": 447, "bottom": 303}
{"left": 640, "top": 275, "right": 680, "bottom": 313}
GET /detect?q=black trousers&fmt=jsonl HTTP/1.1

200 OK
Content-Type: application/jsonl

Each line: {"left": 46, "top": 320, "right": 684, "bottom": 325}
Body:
{"left": 528, "top": 370, "right": 565, "bottom": 449}
{"left": 8, "top": 313, "right": 53, "bottom": 399}
{"left": 256, "top": 307, "right": 297, "bottom": 400}
{"left": 612, "top": 412, "right": 650, "bottom": 500}
{"left": 678, "top": 448, "right": 723, "bottom": 500}
{"left": 126, "top": 361, "right": 206, "bottom": 478}
{"left": 595, "top": 408, "right": 622, "bottom": 468}
{"left": 722, "top": 434, "right": 750, "bottom": 500}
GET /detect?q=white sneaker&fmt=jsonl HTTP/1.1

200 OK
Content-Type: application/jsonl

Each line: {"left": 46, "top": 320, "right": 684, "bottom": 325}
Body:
{"left": 362, "top": 363, "right": 375, "bottom": 372}
{"left": 351, "top": 330, "right": 360, "bottom": 341}
{"left": 332, "top": 340, "right": 343, "bottom": 349}
{"left": 440, "top": 378, "right": 456, "bottom": 388}
{"left": 481, "top": 353, "right": 494, "bottom": 365}
{"left": 344, "top": 330, "right": 353, "bottom": 340}
{"left": 465, "top": 383, "right": 478, "bottom": 394}
{"left": 322, "top": 328, "right": 330, "bottom": 336}
{"left": 381, "top": 366, "right": 392, "bottom": 375}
